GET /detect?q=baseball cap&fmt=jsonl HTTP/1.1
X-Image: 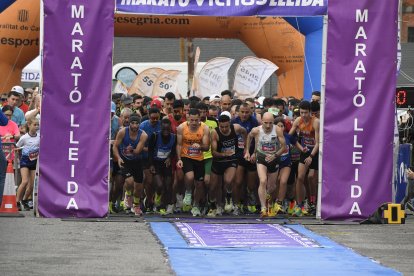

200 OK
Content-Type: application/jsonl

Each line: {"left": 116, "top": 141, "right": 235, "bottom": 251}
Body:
{"left": 210, "top": 94, "right": 221, "bottom": 102}
{"left": 111, "top": 101, "right": 116, "bottom": 113}
{"left": 150, "top": 99, "right": 162, "bottom": 109}
{"left": 121, "top": 94, "right": 133, "bottom": 105}
{"left": 220, "top": 111, "right": 231, "bottom": 119}
{"left": 11, "top": 85, "right": 24, "bottom": 95}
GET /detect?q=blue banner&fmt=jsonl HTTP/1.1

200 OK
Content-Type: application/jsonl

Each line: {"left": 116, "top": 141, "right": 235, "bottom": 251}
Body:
{"left": 394, "top": 144, "right": 412, "bottom": 204}
{"left": 116, "top": 0, "right": 327, "bottom": 17}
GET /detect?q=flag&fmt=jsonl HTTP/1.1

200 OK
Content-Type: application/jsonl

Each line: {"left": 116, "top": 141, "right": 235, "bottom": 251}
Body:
{"left": 129, "top": 67, "right": 165, "bottom": 96}
{"left": 197, "top": 57, "right": 234, "bottom": 98}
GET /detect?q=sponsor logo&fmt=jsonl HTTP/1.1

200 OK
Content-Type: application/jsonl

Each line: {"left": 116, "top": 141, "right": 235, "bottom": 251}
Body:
{"left": 18, "top": 10, "right": 29, "bottom": 23}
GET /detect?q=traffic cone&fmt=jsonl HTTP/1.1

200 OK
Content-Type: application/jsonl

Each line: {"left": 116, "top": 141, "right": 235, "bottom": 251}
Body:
{"left": 0, "top": 161, "right": 19, "bottom": 213}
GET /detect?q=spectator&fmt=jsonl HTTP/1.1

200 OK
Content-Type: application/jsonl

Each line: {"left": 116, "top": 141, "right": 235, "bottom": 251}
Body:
{"left": 0, "top": 110, "right": 9, "bottom": 205}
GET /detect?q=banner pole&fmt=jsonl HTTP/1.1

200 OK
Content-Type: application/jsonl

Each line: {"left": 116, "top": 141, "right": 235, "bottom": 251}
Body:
{"left": 316, "top": 14, "right": 328, "bottom": 220}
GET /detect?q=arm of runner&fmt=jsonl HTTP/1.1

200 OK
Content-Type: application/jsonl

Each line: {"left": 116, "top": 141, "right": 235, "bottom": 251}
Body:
{"left": 288, "top": 117, "right": 299, "bottom": 136}
{"left": 310, "top": 118, "right": 320, "bottom": 157}
{"left": 113, "top": 128, "right": 125, "bottom": 168}
{"left": 133, "top": 131, "right": 148, "bottom": 155}
{"left": 244, "top": 127, "right": 258, "bottom": 161}
{"left": 148, "top": 133, "right": 157, "bottom": 167}
{"left": 200, "top": 124, "right": 211, "bottom": 152}
{"left": 234, "top": 124, "right": 247, "bottom": 147}
{"left": 176, "top": 125, "right": 183, "bottom": 168}
{"left": 211, "top": 129, "right": 222, "bottom": 158}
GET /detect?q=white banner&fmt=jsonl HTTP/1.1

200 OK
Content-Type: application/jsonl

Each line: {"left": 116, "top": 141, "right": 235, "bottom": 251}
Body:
{"left": 129, "top": 67, "right": 165, "bottom": 96}
{"left": 113, "top": 79, "right": 129, "bottom": 95}
{"left": 197, "top": 57, "right": 234, "bottom": 98}
{"left": 233, "top": 57, "right": 278, "bottom": 99}
{"left": 152, "top": 70, "right": 182, "bottom": 98}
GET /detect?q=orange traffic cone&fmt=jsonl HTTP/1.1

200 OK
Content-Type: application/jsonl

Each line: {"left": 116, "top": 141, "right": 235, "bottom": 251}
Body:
{"left": 0, "top": 161, "right": 19, "bottom": 213}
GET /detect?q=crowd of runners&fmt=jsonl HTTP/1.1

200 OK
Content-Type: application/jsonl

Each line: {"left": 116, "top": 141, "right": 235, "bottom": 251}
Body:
{"left": 0, "top": 83, "right": 322, "bottom": 218}
{"left": 109, "top": 90, "right": 321, "bottom": 218}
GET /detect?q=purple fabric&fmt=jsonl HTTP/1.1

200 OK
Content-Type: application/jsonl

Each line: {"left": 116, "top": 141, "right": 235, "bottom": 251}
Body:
{"left": 322, "top": 0, "right": 398, "bottom": 220}
{"left": 116, "top": 0, "right": 327, "bottom": 17}
{"left": 175, "top": 223, "right": 320, "bottom": 248}
{"left": 38, "top": 0, "right": 114, "bottom": 218}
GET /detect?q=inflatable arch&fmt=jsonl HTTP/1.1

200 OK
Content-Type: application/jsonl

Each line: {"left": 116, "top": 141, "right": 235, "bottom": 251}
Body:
{"left": 1, "top": 0, "right": 400, "bottom": 221}
{"left": 1, "top": 0, "right": 327, "bottom": 99}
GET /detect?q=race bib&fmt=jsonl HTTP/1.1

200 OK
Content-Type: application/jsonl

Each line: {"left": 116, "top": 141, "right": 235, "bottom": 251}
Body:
{"left": 188, "top": 147, "right": 201, "bottom": 156}
{"left": 29, "top": 151, "right": 39, "bottom": 161}
{"left": 262, "top": 143, "right": 275, "bottom": 152}
{"left": 222, "top": 146, "right": 235, "bottom": 156}
{"left": 237, "top": 137, "right": 245, "bottom": 149}
{"left": 157, "top": 149, "right": 170, "bottom": 159}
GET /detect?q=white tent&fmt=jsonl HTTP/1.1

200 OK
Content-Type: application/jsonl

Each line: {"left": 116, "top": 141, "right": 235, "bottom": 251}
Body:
{"left": 21, "top": 56, "right": 41, "bottom": 83}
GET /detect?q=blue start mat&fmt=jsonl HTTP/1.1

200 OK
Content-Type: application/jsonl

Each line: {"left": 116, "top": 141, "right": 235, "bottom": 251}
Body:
{"left": 150, "top": 222, "right": 401, "bottom": 276}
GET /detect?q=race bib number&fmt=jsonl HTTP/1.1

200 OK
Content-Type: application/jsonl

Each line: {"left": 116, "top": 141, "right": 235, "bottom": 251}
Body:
{"left": 188, "top": 147, "right": 201, "bottom": 156}
{"left": 237, "top": 137, "right": 245, "bottom": 149}
{"left": 157, "top": 149, "right": 170, "bottom": 159}
{"left": 222, "top": 146, "right": 235, "bottom": 156}
{"left": 262, "top": 143, "right": 275, "bottom": 152}
{"left": 122, "top": 147, "right": 134, "bottom": 158}
{"left": 29, "top": 151, "right": 39, "bottom": 161}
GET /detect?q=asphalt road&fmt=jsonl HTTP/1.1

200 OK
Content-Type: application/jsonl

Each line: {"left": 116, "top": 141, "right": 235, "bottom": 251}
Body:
{"left": 1, "top": 212, "right": 413, "bottom": 275}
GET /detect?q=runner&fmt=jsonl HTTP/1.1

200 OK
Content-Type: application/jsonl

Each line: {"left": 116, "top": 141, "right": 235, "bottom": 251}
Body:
{"left": 112, "top": 114, "right": 148, "bottom": 216}
{"left": 245, "top": 112, "right": 287, "bottom": 217}
{"left": 148, "top": 118, "right": 176, "bottom": 215}
{"left": 166, "top": 99, "right": 187, "bottom": 212}
{"left": 232, "top": 103, "right": 259, "bottom": 214}
{"left": 288, "top": 101, "right": 320, "bottom": 216}
{"left": 15, "top": 117, "right": 40, "bottom": 211}
{"left": 176, "top": 108, "right": 210, "bottom": 216}
{"left": 273, "top": 117, "right": 292, "bottom": 215}
{"left": 197, "top": 102, "right": 218, "bottom": 214}
{"left": 209, "top": 114, "right": 246, "bottom": 216}
{"left": 139, "top": 107, "right": 161, "bottom": 212}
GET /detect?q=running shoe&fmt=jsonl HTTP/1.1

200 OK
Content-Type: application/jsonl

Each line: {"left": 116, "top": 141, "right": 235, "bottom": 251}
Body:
{"left": 292, "top": 206, "right": 303, "bottom": 217}
{"left": 176, "top": 194, "right": 184, "bottom": 208}
{"left": 224, "top": 198, "right": 234, "bottom": 213}
{"left": 108, "top": 202, "right": 115, "bottom": 214}
{"left": 260, "top": 207, "right": 268, "bottom": 218}
{"left": 191, "top": 206, "right": 201, "bottom": 217}
{"left": 308, "top": 202, "right": 316, "bottom": 216}
{"left": 133, "top": 205, "right": 143, "bottom": 216}
{"left": 183, "top": 192, "right": 192, "bottom": 206}
{"left": 166, "top": 204, "right": 174, "bottom": 214}
{"left": 247, "top": 205, "right": 257, "bottom": 214}
{"left": 154, "top": 193, "right": 162, "bottom": 207}
{"left": 158, "top": 208, "right": 167, "bottom": 216}
{"left": 273, "top": 202, "right": 282, "bottom": 215}
{"left": 207, "top": 209, "right": 217, "bottom": 217}
{"left": 232, "top": 205, "right": 241, "bottom": 216}
{"left": 288, "top": 200, "right": 296, "bottom": 215}
{"left": 27, "top": 200, "right": 33, "bottom": 209}
{"left": 216, "top": 206, "right": 224, "bottom": 216}
{"left": 124, "top": 192, "right": 132, "bottom": 209}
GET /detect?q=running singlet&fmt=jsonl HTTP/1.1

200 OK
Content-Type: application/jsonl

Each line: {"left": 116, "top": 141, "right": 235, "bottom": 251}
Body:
{"left": 232, "top": 116, "right": 258, "bottom": 155}
{"left": 215, "top": 124, "right": 238, "bottom": 162}
{"left": 181, "top": 122, "right": 205, "bottom": 161}
{"left": 298, "top": 116, "right": 316, "bottom": 148}
{"left": 16, "top": 132, "right": 40, "bottom": 161}
{"left": 203, "top": 118, "right": 218, "bottom": 160}
{"left": 119, "top": 127, "right": 142, "bottom": 161}
{"left": 153, "top": 132, "right": 175, "bottom": 161}
{"left": 256, "top": 125, "right": 280, "bottom": 159}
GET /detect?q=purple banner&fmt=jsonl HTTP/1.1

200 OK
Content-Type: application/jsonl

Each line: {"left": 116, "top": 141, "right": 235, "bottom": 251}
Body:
{"left": 116, "top": 0, "right": 327, "bottom": 17}
{"left": 175, "top": 223, "right": 320, "bottom": 248}
{"left": 322, "top": 0, "right": 398, "bottom": 220}
{"left": 38, "top": 0, "right": 114, "bottom": 217}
